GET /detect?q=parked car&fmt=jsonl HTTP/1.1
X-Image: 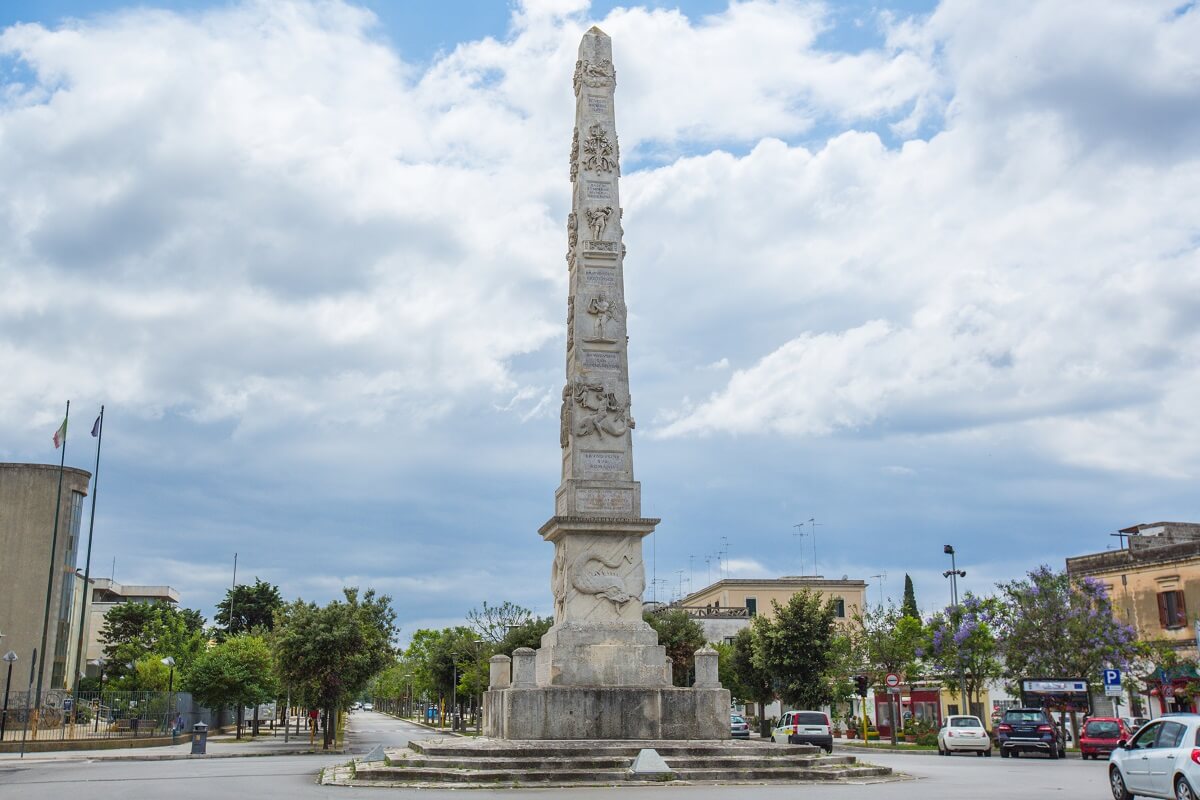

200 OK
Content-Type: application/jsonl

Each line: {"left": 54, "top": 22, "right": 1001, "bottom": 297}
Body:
{"left": 996, "top": 707, "right": 1066, "bottom": 759}
{"left": 1080, "top": 717, "right": 1131, "bottom": 760}
{"left": 363, "top": 703, "right": 374, "bottom": 711}
{"left": 730, "top": 714, "right": 750, "bottom": 739}
{"left": 1123, "top": 717, "right": 1149, "bottom": 734}
{"left": 772, "top": 710, "right": 833, "bottom": 753}
{"left": 937, "top": 715, "right": 992, "bottom": 757}
{"left": 1109, "top": 713, "right": 1200, "bottom": 800}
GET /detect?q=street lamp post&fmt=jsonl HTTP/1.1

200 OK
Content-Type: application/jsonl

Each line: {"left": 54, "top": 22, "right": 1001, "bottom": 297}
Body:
{"left": 89, "top": 659, "right": 106, "bottom": 732}
{"left": 474, "top": 640, "right": 484, "bottom": 734}
{"left": 161, "top": 657, "right": 176, "bottom": 739}
{"left": 450, "top": 653, "right": 458, "bottom": 731}
{"left": 943, "top": 545, "right": 969, "bottom": 716}
{"left": 2, "top": 650, "right": 17, "bottom": 741}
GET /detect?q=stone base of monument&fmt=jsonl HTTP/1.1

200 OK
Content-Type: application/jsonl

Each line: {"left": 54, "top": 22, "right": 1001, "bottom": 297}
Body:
{"left": 484, "top": 685, "right": 729, "bottom": 740}
{"left": 323, "top": 738, "right": 896, "bottom": 788}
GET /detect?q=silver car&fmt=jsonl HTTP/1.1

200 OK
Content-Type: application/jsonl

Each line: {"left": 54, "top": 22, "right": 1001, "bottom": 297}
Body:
{"left": 1109, "top": 714, "right": 1200, "bottom": 800}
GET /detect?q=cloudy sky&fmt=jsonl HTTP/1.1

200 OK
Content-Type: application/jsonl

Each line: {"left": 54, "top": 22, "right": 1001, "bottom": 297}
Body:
{"left": 2, "top": 0, "right": 1197, "bottom": 642}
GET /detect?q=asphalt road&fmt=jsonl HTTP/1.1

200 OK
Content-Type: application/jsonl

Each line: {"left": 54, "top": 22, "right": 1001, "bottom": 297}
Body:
{"left": 0, "top": 711, "right": 1121, "bottom": 799}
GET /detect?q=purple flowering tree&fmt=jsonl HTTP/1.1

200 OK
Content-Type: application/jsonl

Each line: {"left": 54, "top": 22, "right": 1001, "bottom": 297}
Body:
{"left": 923, "top": 593, "right": 1003, "bottom": 717}
{"left": 996, "top": 566, "right": 1137, "bottom": 683}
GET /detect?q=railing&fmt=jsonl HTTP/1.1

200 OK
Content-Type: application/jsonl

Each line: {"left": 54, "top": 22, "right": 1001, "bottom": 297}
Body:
{"left": 0, "top": 689, "right": 187, "bottom": 744}
{"left": 669, "top": 605, "right": 750, "bottom": 619}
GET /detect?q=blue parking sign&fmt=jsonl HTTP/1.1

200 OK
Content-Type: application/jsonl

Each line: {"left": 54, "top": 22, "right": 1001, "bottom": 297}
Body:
{"left": 1104, "top": 669, "right": 1121, "bottom": 688}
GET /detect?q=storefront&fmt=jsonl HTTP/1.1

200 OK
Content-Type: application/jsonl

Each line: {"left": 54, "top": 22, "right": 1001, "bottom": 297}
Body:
{"left": 874, "top": 687, "right": 942, "bottom": 738}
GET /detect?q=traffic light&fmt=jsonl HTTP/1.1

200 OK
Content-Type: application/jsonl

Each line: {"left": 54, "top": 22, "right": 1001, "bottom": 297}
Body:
{"left": 855, "top": 675, "right": 869, "bottom": 697}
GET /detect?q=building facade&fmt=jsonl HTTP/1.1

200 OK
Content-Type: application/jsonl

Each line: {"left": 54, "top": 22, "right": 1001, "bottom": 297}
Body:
{"left": 675, "top": 575, "right": 869, "bottom": 643}
{"left": 1066, "top": 521, "right": 1200, "bottom": 714}
{"left": 81, "top": 578, "right": 180, "bottom": 676}
{"left": 0, "top": 462, "right": 92, "bottom": 692}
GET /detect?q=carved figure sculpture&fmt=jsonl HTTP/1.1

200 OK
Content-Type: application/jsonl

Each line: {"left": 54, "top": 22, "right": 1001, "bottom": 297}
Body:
{"left": 573, "top": 58, "right": 616, "bottom": 94}
{"left": 566, "top": 212, "right": 577, "bottom": 266}
{"left": 582, "top": 123, "right": 617, "bottom": 173}
{"left": 552, "top": 543, "right": 567, "bottom": 619}
{"left": 573, "top": 377, "right": 635, "bottom": 439}
{"left": 585, "top": 292, "right": 617, "bottom": 342}
{"left": 586, "top": 205, "right": 613, "bottom": 240}
{"left": 571, "top": 552, "right": 639, "bottom": 607}
{"left": 559, "top": 383, "right": 571, "bottom": 448}
{"left": 570, "top": 127, "right": 579, "bottom": 183}
{"left": 566, "top": 295, "right": 575, "bottom": 351}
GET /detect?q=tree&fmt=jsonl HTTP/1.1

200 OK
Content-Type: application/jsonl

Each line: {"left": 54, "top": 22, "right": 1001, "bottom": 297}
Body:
{"left": 497, "top": 616, "right": 553, "bottom": 655}
{"left": 729, "top": 626, "right": 773, "bottom": 723}
{"left": 466, "top": 601, "right": 533, "bottom": 644}
{"left": 99, "top": 601, "right": 206, "bottom": 683}
{"left": 901, "top": 574, "right": 919, "bottom": 619}
{"left": 273, "top": 588, "right": 398, "bottom": 748}
{"left": 996, "top": 566, "right": 1138, "bottom": 682}
{"left": 922, "top": 593, "right": 1004, "bottom": 715}
{"left": 853, "top": 603, "right": 924, "bottom": 687}
{"left": 184, "top": 635, "right": 277, "bottom": 739}
{"left": 214, "top": 578, "right": 283, "bottom": 637}
{"left": 644, "top": 609, "right": 705, "bottom": 687}
{"left": 996, "top": 566, "right": 1138, "bottom": 740}
{"left": 752, "top": 590, "right": 840, "bottom": 709}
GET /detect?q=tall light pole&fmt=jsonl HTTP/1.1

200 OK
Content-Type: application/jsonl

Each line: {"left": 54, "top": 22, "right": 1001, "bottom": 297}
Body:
{"left": 943, "top": 544, "right": 969, "bottom": 715}
{"left": 450, "top": 653, "right": 458, "bottom": 731}
{"left": 2, "top": 649, "right": 17, "bottom": 741}
{"left": 474, "top": 640, "right": 484, "bottom": 734}
{"left": 161, "top": 656, "right": 176, "bottom": 736}
{"left": 88, "top": 658, "right": 106, "bottom": 732}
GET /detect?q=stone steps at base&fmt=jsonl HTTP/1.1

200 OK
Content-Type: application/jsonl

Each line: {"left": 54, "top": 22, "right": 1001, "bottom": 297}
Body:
{"left": 353, "top": 764, "right": 892, "bottom": 785}
{"left": 409, "top": 740, "right": 819, "bottom": 758}
{"left": 390, "top": 753, "right": 858, "bottom": 771}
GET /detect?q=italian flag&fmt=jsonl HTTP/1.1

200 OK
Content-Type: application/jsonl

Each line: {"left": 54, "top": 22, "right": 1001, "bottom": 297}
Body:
{"left": 53, "top": 416, "right": 67, "bottom": 449}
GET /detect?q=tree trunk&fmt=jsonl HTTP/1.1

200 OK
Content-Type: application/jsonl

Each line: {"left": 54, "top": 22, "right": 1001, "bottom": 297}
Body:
{"left": 252, "top": 703, "right": 259, "bottom": 737}
{"left": 236, "top": 705, "right": 244, "bottom": 740}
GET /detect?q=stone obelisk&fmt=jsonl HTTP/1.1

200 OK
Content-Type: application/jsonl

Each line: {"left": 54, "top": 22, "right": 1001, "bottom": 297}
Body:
{"left": 485, "top": 27, "right": 728, "bottom": 740}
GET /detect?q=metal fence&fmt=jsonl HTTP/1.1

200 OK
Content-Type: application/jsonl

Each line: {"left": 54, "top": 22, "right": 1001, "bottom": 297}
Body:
{"left": 0, "top": 688, "right": 190, "bottom": 743}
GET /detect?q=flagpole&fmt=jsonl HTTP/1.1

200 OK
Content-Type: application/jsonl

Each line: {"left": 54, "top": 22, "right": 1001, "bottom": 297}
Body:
{"left": 70, "top": 406, "right": 103, "bottom": 719}
{"left": 36, "top": 400, "right": 69, "bottom": 704}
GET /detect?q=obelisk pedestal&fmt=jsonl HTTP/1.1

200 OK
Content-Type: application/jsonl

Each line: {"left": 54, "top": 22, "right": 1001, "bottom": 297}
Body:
{"left": 484, "top": 27, "right": 729, "bottom": 741}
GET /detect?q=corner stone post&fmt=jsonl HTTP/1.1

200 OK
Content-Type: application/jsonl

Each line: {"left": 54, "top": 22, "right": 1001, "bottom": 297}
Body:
{"left": 512, "top": 647, "right": 537, "bottom": 688}
{"left": 693, "top": 645, "right": 720, "bottom": 688}
{"left": 489, "top": 654, "right": 512, "bottom": 690}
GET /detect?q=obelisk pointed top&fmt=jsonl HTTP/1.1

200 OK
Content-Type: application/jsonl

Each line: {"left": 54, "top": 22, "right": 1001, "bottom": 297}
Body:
{"left": 586, "top": 25, "right": 609, "bottom": 37}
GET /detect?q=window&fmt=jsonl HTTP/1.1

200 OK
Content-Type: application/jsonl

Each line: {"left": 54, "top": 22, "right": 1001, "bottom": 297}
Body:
{"left": 834, "top": 598, "right": 845, "bottom": 618}
{"left": 1157, "top": 721, "right": 1187, "bottom": 748}
{"left": 745, "top": 597, "right": 757, "bottom": 617}
{"left": 1158, "top": 590, "right": 1187, "bottom": 629}
{"left": 951, "top": 716, "right": 983, "bottom": 728}
{"left": 1130, "top": 722, "right": 1161, "bottom": 750}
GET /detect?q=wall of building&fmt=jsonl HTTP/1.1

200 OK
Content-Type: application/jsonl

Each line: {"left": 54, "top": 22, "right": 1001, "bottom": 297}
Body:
{"left": 682, "top": 578, "right": 867, "bottom": 627}
{"left": 0, "top": 463, "right": 92, "bottom": 693}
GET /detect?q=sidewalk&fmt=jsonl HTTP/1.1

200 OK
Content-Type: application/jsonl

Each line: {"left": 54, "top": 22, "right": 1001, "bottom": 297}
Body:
{"left": 0, "top": 730, "right": 345, "bottom": 764}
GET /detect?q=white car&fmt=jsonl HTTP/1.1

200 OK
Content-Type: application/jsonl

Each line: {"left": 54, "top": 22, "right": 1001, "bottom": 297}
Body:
{"left": 938, "top": 715, "right": 992, "bottom": 757}
{"left": 363, "top": 703, "right": 374, "bottom": 711}
{"left": 1109, "top": 713, "right": 1200, "bottom": 800}
{"left": 771, "top": 710, "right": 833, "bottom": 753}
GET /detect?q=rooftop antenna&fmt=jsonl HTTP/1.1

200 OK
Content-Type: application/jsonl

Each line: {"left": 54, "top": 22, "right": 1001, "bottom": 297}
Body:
{"left": 792, "top": 524, "right": 807, "bottom": 576}
{"left": 688, "top": 555, "right": 694, "bottom": 590}
{"left": 869, "top": 572, "right": 887, "bottom": 607}
{"left": 720, "top": 536, "right": 730, "bottom": 579}
{"left": 705, "top": 555, "right": 712, "bottom": 586}
{"left": 809, "top": 517, "right": 823, "bottom": 576}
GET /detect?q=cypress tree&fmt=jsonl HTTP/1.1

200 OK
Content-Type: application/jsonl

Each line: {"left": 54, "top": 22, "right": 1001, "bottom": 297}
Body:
{"left": 901, "top": 573, "right": 919, "bottom": 619}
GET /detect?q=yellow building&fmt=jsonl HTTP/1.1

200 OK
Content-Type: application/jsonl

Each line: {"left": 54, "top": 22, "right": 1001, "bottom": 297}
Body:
{"left": 1066, "top": 522, "right": 1200, "bottom": 657}
{"left": 674, "top": 576, "right": 868, "bottom": 644}
{"left": 1066, "top": 521, "right": 1200, "bottom": 714}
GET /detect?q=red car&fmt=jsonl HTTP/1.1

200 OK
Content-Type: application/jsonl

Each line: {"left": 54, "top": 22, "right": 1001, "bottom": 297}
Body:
{"left": 1079, "top": 717, "right": 1130, "bottom": 760}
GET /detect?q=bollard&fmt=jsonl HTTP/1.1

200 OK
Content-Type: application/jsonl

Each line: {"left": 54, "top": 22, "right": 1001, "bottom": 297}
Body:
{"left": 511, "top": 648, "right": 537, "bottom": 688}
{"left": 190, "top": 722, "right": 208, "bottom": 755}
